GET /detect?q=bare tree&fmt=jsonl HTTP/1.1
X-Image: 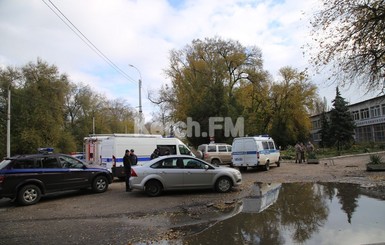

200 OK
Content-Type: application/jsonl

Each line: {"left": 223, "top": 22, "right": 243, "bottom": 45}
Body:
{"left": 309, "top": 0, "right": 385, "bottom": 92}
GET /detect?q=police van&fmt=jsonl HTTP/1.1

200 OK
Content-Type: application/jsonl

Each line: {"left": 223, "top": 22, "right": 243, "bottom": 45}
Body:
{"left": 89, "top": 134, "right": 193, "bottom": 179}
{"left": 231, "top": 136, "right": 280, "bottom": 171}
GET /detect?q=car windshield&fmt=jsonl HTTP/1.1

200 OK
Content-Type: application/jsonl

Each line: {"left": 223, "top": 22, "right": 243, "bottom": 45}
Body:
{"left": 0, "top": 159, "right": 11, "bottom": 169}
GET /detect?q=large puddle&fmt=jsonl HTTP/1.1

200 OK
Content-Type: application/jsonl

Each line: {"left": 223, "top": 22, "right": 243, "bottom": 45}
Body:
{"left": 161, "top": 182, "right": 385, "bottom": 245}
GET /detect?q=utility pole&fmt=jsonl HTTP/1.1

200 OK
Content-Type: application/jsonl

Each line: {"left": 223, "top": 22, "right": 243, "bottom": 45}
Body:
{"left": 7, "top": 87, "right": 11, "bottom": 157}
{"left": 129, "top": 64, "right": 143, "bottom": 134}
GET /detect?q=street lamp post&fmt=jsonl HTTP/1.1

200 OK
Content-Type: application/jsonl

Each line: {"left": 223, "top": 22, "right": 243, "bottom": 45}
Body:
{"left": 129, "top": 64, "right": 143, "bottom": 134}
{"left": 7, "top": 86, "right": 11, "bottom": 157}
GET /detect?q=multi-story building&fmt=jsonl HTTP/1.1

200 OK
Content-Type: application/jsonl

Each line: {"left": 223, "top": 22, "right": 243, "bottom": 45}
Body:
{"left": 310, "top": 95, "right": 385, "bottom": 145}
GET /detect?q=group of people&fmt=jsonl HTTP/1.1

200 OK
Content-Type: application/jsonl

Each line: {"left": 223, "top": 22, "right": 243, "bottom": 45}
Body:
{"left": 294, "top": 141, "right": 315, "bottom": 163}
{"left": 123, "top": 149, "right": 137, "bottom": 192}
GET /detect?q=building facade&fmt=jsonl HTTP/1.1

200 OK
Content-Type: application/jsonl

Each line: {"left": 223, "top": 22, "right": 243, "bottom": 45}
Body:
{"left": 310, "top": 95, "right": 385, "bottom": 145}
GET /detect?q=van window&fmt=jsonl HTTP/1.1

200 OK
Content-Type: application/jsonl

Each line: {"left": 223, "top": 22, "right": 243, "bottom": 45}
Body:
{"left": 227, "top": 146, "right": 232, "bottom": 152}
{"left": 179, "top": 145, "right": 191, "bottom": 155}
{"left": 218, "top": 145, "right": 227, "bottom": 152}
{"left": 207, "top": 145, "right": 216, "bottom": 152}
{"left": 262, "top": 141, "right": 269, "bottom": 150}
{"left": 157, "top": 145, "right": 177, "bottom": 155}
{"left": 268, "top": 141, "right": 276, "bottom": 150}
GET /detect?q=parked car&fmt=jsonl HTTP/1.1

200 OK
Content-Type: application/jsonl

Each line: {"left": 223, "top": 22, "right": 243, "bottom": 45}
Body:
{"left": 0, "top": 153, "right": 113, "bottom": 205}
{"left": 130, "top": 155, "right": 242, "bottom": 197}
{"left": 197, "top": 143, "right": 232, "bottom": 165}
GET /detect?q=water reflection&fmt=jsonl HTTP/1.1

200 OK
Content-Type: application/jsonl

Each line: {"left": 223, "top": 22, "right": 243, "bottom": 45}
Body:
{"left": 178, "top": 182, "right": 385, "bottom": 245}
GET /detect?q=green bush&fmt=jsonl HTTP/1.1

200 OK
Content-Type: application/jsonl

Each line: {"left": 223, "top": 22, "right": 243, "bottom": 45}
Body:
{"left": 307, "top": 151, "right": 317, "bottom": 159}
{"left": 369, "top": 154, "right": 383, "bottom": 165}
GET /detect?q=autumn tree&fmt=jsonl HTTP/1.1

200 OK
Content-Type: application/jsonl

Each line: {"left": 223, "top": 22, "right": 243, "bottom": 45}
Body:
{"left": 269, "top": 67, "right": 318, "bottom": 147}
{"left": 0, "top": 59, "right": 136, "bottom": 156}
{"left": 309, "top": 0, "right": 385, "bottom": 92}
{"left": 10, "top": 59, "right": 71, "bottom": 154}
{"left": 159, "top": 37, "right": 266, "bottom": 146}
{"left": 329, "top": 87, "right": 356, "bottom": 151}
{"left": 233, "top": 71, "right": 272, "bottom": 137}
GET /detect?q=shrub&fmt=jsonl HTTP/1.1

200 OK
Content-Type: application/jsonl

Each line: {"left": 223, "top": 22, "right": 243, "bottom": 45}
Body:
{"left": 307, "top": 151, "right": 317, "bottom": 159}
{"left": 369, "top": 154, "right": 383, "bottom": 165}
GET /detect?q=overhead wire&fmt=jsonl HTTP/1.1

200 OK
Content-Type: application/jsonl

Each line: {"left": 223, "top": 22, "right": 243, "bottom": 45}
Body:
{"left": 41, "top": 0, "right": 137, "bottom": 84}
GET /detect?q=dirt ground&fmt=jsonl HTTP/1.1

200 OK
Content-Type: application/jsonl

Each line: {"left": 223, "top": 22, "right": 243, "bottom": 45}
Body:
{"left": 241, "top": 151, "right": 385, "bottom": 198}
{"left": 266, "top": 151, "right": 385, "bottom": 185}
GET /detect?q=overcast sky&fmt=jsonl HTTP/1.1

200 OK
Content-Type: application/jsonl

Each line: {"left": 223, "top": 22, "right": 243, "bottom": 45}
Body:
{"left": 0, "top": 0, "right": 377, "bottom": 120}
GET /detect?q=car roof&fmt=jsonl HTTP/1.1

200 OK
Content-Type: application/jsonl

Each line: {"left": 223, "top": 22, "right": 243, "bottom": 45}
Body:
{"left": 199, "top": 143, "right": 231, "bottom": 147}
{"left": 6, "top": 153, "right": 73, "bottom": 160}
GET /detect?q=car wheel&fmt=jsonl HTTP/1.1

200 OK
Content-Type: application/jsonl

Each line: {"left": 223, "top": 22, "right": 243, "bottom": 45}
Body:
{"left": 211, "top": 159, "right": 220, "bottom": 166}
{"left": 92, "top": 175, "right": 109, "bottom": 193}
{"left": 215, "top": 177, "right": 232, "bottom": 193}
{"left": 145, "top": 180, "right": 163, "bottom": 197}
{"left": 276, "top": 161, "right": 280, "bottom": 167}
{"left": 264, "top": 162, "right": 270, "bottom": 171}
{"left": 18, "top": 184, "right": 42, "bottom": 206}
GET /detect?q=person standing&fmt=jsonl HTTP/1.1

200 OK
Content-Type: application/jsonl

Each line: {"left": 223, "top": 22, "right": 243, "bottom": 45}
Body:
{"left": 300, "top": 142, "right": 306, "bottom": 163}
{"left": 295, "top": 142, "right": 301, "bottom": 163}
{"left": 123, "top": 149, "right": 132, "bottom": 192}
{"left": 130, "top": 149, "right": 138, "bottom": 166}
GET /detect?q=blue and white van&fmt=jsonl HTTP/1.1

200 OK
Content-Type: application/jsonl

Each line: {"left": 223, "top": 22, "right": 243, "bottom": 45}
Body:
{"left": 231, "top": 136, "right": 280, "bottom": 171}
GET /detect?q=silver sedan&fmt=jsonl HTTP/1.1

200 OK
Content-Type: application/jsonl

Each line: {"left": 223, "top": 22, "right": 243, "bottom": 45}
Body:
{"left": 129, "top": 155, "right": 242, "bottom": 196}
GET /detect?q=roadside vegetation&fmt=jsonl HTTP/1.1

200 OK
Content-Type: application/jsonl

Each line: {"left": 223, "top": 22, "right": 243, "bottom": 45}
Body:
{"left": 281, "top": 143, "right": 385, "bottom": 161}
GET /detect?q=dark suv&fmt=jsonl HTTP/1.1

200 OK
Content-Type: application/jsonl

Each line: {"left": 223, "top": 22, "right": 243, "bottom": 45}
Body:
{"left": 0, "top": 153, "right": 113, "bottom": 205}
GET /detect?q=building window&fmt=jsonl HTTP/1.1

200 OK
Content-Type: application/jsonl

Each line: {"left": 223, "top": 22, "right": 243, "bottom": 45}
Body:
{"left": 374, "top": 124, "right": 385, "bottom": 142}
{"left": 382, "top": 104, "right": 385, "bottom": 115}
{"left": 352, "top": 111, "right": 360, "bottom": 121}
{"left": 370, "top": 105, "right": 380, "bottom": 118}
{"left": 311, "top": 119, "right": 321, "bottom": 130}
{"left": 312, "top": 132, "right": 320, "bottom": 141}
{"left": 355, "top": 126, "right": 372, "bottom": 142}
{"left": 360, "top": 108, "right": 369, "bottom": 120}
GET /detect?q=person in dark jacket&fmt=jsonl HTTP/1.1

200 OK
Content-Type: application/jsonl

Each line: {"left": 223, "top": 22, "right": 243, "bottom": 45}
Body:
{"left": 123, "top": 149, "right": 132, "bottom": 192}
{"left": 130, "top": 149, "right": 138, "bottom": 165}
{"left": 150, "top": 148, "right": 159, "bottom": 159}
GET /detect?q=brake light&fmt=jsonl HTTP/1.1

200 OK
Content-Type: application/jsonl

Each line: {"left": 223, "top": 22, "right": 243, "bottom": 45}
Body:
{"left": 0, "top": 175, "right": 4, "bottom": 184}
{"left": 256, "top": 152, "right": 260, "bottom": 159}
{"left": 131, "top": 168, "right": 137, "bottom": 177}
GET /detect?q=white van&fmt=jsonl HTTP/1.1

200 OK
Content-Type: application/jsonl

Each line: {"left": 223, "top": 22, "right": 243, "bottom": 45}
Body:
{"left": 97, "top": 134, "right": 193, "bottom": 178}
{"left": 231, "top": 136, "right": 280, "bottom": 171}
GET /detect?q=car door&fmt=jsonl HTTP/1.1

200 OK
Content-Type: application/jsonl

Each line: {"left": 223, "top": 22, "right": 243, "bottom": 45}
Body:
{"left": 40, "top": 155, "right": 68, "bottom": 191}
{"left": 218, "top": 145, "right": 231, "bottom": 164}
{"left": 182, "top": 158, "right": 214, "bottom": 188}
{"left": 59, "top": 155, "right": 90, "bottom": 188}
{"left": 153, "top": 157, "right": 184, "bottom": 189}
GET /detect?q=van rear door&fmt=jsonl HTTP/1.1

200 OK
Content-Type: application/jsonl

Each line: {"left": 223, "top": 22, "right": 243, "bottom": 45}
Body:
{"left": 232, "top": 139, "right": 244, "bottom": 165}
{"left": 244, "top": 138, "right": 258, "bottom": 166}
